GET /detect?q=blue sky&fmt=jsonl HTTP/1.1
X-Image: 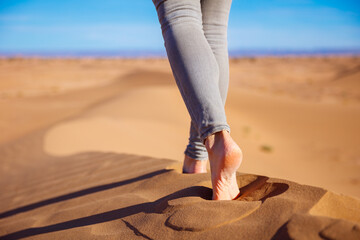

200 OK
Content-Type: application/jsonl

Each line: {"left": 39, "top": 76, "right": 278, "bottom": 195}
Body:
{"left": 0, "top": 0, "right": 359, "bottom": 55}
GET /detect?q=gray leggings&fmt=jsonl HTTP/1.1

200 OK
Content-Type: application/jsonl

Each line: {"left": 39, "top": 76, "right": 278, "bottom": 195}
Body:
{"left": 152, "top": 0, "right": 232, "bottom": 160}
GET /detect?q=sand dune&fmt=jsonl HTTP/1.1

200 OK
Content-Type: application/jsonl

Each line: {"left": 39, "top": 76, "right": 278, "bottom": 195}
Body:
{"left": 0, "top": 152, "right": 359, "bottom": 239}
{"left": 0, "top": 57, "right": 360, "bottom": 239}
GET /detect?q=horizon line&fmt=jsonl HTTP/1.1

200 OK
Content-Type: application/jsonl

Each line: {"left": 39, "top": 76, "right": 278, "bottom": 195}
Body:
{"left": 1, "top": 48, "right": 360, "bottom": 58}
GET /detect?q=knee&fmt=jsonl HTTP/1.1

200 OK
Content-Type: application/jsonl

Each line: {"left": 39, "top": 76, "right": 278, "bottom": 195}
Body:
{"left": 156, "top": 0, "right": 202, "bottom": 34}
{"left": 203, "top": 27, "right": 228, "bottom": 54}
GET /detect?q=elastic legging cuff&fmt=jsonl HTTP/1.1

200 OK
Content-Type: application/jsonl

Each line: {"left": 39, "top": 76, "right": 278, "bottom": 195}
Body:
{"left": 184, "top": 150, "right": 209, "bottom": 161}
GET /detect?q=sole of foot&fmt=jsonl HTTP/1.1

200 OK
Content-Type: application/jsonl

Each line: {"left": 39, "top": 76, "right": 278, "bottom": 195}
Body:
{"left": 205, "top": 130, "right": 242, "bottom": 200}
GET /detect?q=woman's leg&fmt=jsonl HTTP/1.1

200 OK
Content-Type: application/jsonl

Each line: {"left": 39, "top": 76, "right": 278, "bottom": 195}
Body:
{"left": 153, "top": 0, "right": 230, "bottom": 141}
{"left": 153, "top": 0, "right": 242, "bottom": 200}
{"left": 183, "top": 0, "right": 233, "bottom": 172}
{"left": 201, "top": 0, "right": 232, "bottom": 104}
{"left": 183, "top": 121, "right": 208, "bottom": 173}
{"left": 200, "top": 0, "right": 242, "bottom": 200}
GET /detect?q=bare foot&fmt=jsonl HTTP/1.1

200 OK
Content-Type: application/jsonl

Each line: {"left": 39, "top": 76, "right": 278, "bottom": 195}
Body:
{"left": 182, "top": 155, "right": 208, "bottom": 174}
{"left": 205, "top": 130, "right": 242, "bottom": 200}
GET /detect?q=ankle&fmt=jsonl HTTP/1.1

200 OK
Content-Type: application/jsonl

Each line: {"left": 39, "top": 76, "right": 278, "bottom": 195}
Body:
{"left": 205, "top": 130, "right": 243, "bottom": 169}
{"left": 204, "top": 130, "right": 229, "bottom": 151}
{"left": 183, "top": 155, "right": 208, "bottom": 173}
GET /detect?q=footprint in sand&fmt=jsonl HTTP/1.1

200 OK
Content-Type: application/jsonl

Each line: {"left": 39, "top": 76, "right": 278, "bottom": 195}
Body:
{"left": 164, "top": 175, "right": 289, "bottom": 232}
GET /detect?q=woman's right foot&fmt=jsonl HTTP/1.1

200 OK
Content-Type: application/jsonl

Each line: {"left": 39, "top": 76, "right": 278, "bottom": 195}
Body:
{"left": 182, "top": 155, "right": 208, "bottom": 174}
{"left": 205, "top": 130, "right": 242, "bottom": 200}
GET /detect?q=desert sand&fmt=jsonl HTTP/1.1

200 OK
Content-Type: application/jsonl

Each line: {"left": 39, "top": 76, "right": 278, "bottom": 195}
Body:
{"left": 0, "top": 56, "right": 359, "bottom": 239}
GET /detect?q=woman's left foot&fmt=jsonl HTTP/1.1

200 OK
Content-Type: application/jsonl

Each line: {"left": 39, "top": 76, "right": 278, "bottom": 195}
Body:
{"left": 205, "top": 130, "right": 242, "bottom": 200}
{"left": 182, "top": 155, "right": 208, "bottom": 174}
